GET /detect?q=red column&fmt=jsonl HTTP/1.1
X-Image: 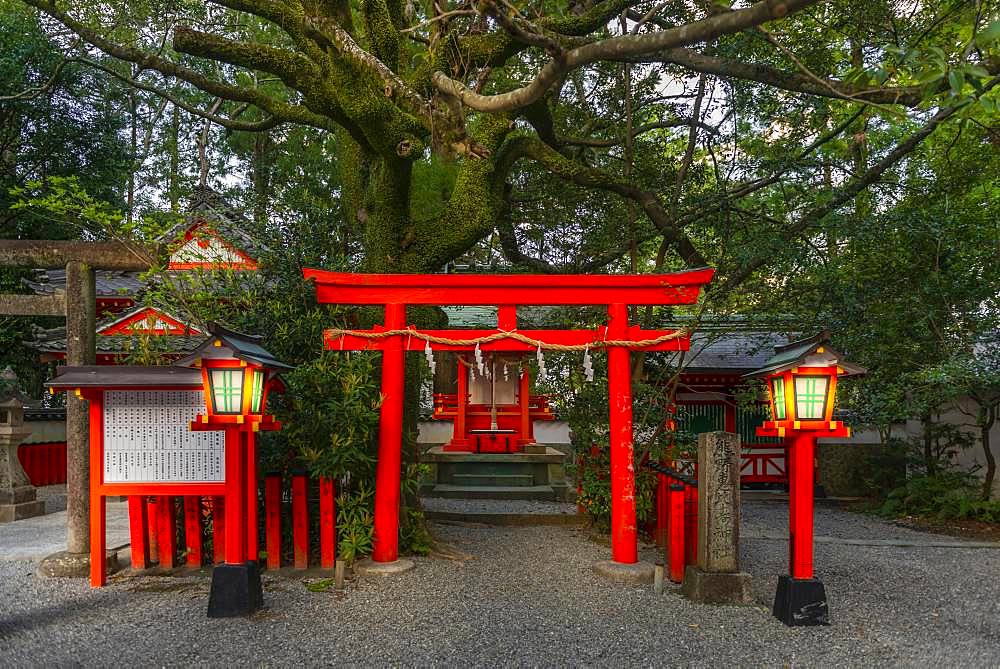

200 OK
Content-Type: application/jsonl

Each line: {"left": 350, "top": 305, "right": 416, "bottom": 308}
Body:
{"left": 245, "top": 431, "right": 259, "bottom": 563}
{"left": 211, "top": 497, "right": 225, "bottom": 564}
{"left": 519, "top": 367, "right": 531, "bottom": 444}
{"left": 127, "top": 496, "right": 149, "bottom": 570}
{"left": 183, "top": 497, "right": 203, "bottom": 568}
{"left": 372, "top": 303, "right": 406, "bottom": 563}
{"left": 790, "top": 433, "right": 815, "bottom": 579}
{"left": 454, "top": 358, "right": 468, "bottom": 446}
{"left": 264, "top": 475, "right": 282, "bottom": 569}
{"left": 667, "top": 483, "right": 685, "bottom": 583}
{"left": 156, "top": 496, "right": 177, "bottom": 569}
{"left": 88, "top": 392, "right": 106, "bottom": 587}
{"left": 223, "top": 429, "right": 246, "bottom": 564}
{"left": 606, "top": 302, "right": 637, "bottom": 564}
{"left": 319, "top": 477, "right": 337, "bottom": 569}
{"left": 292, "top": 473, "right": 309, "bottom": 569}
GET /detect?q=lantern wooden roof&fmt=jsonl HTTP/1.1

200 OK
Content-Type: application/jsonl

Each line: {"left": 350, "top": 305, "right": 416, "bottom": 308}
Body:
{"left": 174, "top": 323, "right": 292, "bottom": 370}
{"left": 744, "top": 331, "right": 866, "bottom": 378}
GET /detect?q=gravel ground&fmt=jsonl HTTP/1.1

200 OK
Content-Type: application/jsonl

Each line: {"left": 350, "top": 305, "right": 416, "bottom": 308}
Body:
{"left": 1, "top": 501, "right": 999, "bottom": 667}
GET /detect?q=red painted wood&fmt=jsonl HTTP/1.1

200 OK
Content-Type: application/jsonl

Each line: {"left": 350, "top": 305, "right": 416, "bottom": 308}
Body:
{"left": 292, "top": 474, "right": 309, "bottom": 569}
{"left": 264, "top": 475, "right": 282, "bottom": 569}
{"left": 667, "top": 484, "right": 685, "bottom": 583}
{"left": 89, "top": 393, "right": 106, "bottom": 587}
{"left": 17, "top": 442, "right": 68, "bottom": 486}
{"left": 519, "top": 368, "right": 530, "bottom": 444}
{"left": 326, "top": 328, "right": 691, "bottom": 352}
{"left": 372, "top": 303, "right": 406, "bottom": 563}
{"left": 454, "top": 359, "right": 468, "bottom": 445}
{"left": 96, "top": 482, "right": 226, "bottom": 496}
{"left": 305, "top": 268, "right": 715, "bottom": 306}
{"left": 183, "top": 497, "right": 203, "bottom": 568}
{"left": 245, "top": 432, "right": 258, "bottom": 562}
{"left": 99, "top": 306, "right": 202, "bottom": 335}
{"left": 319, "top": 477, "right": 336, "bottom": 569}
{"left": 156, "top": 496, "right": 177, "bottom": 569}
{"left": 223, "top": 429, "right": 246, "bottom": 565}
{"left": 790, "top": 433, "right": 815, "bottom": 579}
{"left": 684, "top": 485, "right": 698, "bottom": 567}
{"left": 147, "top": 498, "right": 160, "bottom": 563}
{"left": 127, "top": 496, "right": 150, "bottom": 570}
{"left": 607, "top": 303, "right": 637, "bottom": 564}
{"left": 211, "top": 497, "right": 225, "bottom": 564}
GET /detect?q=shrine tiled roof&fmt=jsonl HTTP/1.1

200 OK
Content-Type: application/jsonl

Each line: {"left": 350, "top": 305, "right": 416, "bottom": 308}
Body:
{"left": 156, "top": 186, "right": 267, "bottom": 254}
{"left": 32, "top": 328, "right": 206, "bottom": 356}
{"left": 679, "top": 330, "right": 793, "bottom": 372}
{"left": 23, "top": 268, "right": 145, "bottom": 298}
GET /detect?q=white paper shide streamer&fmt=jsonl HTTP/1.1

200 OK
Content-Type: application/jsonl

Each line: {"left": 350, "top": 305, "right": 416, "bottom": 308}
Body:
{"left": 424, "top": 339, "right": 436, "bottom": 374}
{"left": 583, "top": 345, "right": 594, "bottom": 382}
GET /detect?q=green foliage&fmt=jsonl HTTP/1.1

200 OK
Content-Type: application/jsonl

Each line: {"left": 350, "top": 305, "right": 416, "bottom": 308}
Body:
{"left": 336, "top": 483, "right": 375, "bottom": 564}
{"left": 877, "top": 472, "right": 1000, "bottom": 523}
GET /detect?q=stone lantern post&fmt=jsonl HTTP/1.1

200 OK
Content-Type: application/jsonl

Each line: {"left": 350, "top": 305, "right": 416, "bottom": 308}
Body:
{"left": 0, "top": 367, "right": 45, "bottom": 522}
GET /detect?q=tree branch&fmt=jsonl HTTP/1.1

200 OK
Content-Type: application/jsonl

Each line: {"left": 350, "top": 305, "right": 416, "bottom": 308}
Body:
{"left": 432, "top": 0, "right": 821, "bottom": 113}
{"left": 558, "top": 118, "right": 717, "bottom": 147}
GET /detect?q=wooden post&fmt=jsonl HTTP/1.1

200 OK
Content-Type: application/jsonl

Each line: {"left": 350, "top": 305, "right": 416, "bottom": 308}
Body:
{"left": 156, "top": 496, "right": 176, "bottom": 569}
{"left": 790, "top": 433, "right": 815, "bottom": 579}
{"left": 519, "top": 367, "right": 531, "bottom": 443}
{"left": 223, "top": 430, "right": 245, "bottom": 564}
{"left": 606, "top": 303, "right": 637, "bottom": 564}
{"left": 667, "top": 484, "right": 685, "bottom": 583}
{"left": 264, "top": 475, "right": 281, "bottom": 569}
{"left": 292, "top": 473, "right": 308, "bottom": 569}
{"left": 127, "top": 496, "right": 149, "bottom": 570}
{"left": 245, "top": 431, "right": 258, "bottom": 563}
{"left": 372, "top": 303, "right": 406, "bottom": 563}
{"left": 87, "top": 392, "right": 105, "bottom": 587}
{"left": 319, "top": 477, "right": 336, "bottom": 569}
{"left": 183, "top": 497, "right": 203, "bottom": 568}
{"left": 455, "top": 358, "right": 468, "bottom": 445}
{"left": 211, "top": 497, "right": 225, "bottom": 564}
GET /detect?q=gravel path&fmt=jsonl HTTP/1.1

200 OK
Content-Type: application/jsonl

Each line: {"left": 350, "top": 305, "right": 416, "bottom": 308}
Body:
{"left": 1, "top": 502, "right": 999, "bottom": 667}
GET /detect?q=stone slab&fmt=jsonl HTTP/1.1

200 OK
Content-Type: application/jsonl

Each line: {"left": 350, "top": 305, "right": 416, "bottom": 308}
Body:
{"left": 0, "top": 499, "right": 45, "bottom": 523}
{"left": 0, "top": 499, "right": 130, "bottom": 562}
{"left": 426, "top": 510, "right": 585, "bottom": 526}
{"left": 592, "top": 560, "right": 654, "bottom": 584}
{"left": 682, "top": 565, "right": 753, "bottom": 605}
{"left": 355, "top": 558, "right": 415, "bottom": 576}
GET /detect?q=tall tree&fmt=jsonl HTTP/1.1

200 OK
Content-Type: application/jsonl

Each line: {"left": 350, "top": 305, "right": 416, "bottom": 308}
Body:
{"left": 18, "top": 0, "right": 999, "bottom": 280}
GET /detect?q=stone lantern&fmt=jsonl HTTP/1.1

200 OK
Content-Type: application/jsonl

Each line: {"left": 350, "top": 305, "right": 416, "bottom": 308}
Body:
{"left": 0, "top": 367, "right": 45, "bottom": 522}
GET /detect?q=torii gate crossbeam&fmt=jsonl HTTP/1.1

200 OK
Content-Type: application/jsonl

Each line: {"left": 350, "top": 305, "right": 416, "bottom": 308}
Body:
{"left": 305, "top": 268, "right": 715, "bottom": 573}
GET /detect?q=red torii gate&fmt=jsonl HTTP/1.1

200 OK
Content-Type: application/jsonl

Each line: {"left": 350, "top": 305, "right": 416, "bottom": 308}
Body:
{"left": 304, "top": 269, "right": 715, "bottom": 573}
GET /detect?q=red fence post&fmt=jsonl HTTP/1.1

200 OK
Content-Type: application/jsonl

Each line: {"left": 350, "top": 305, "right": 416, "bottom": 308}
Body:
{"left": 372, "top": 302, "right": 407, "bottom": 563}
{"left": 211, "top": 496, "right": 225, "bottom": 564}
{"left": 319, "top": 477, "right": 336, "bottom": 569}
{"left": 667, "top": 484, "right": 685, "bottom": 583}
{"left": 292, "top": 473, "right": 309, "bottom": 569}
{"left": 156, "top": 496, "right": 176, "bottom": 569}
{"left": 264, "top": 474, "right": 282, "bottom": 569}
{"left": 183, "top": 497, "right": 203, "bottom": 568}
{"left": 684, "top": 484, "right": 698, "bottom": 567}
{"left": 127, "top": 496, "right": 149, "bottom": 570}
{"left": 606, "top": 302, "right": 638, "bottom": 565}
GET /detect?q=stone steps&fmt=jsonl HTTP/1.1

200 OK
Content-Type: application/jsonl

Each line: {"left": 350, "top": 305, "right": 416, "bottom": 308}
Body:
{"left": 451, "top": 473, "right": 535, "bottom": 487}
{"left": 425, "top": 484, "right": 562, "bottom": 501}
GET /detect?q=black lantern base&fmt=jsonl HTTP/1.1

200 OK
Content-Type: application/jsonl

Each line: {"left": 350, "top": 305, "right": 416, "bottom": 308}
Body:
{"left": 208, "top": 561, "right": 263, "bottom": 618}
{"left": 773, "top": 575, "right": 829, "bottom": 626}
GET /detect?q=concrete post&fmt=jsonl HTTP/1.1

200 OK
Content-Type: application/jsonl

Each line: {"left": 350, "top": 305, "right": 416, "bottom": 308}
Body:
{"left": 39, "top": 262, "right": 98, "bottom": 578}
{"left": 682, "top": 431, "right": 752, "bottom": 604}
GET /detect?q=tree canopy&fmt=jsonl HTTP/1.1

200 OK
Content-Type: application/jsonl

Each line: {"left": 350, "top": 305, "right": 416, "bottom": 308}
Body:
{"left": 14, "top": 0, "right": 999, "bottom": 281}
